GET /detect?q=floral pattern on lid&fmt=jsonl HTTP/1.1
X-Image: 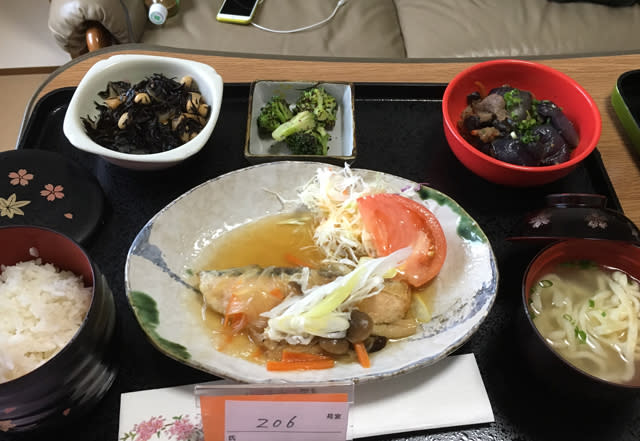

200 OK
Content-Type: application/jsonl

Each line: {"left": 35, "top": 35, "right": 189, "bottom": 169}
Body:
{"left": 40, "top": 184, "right": 65, "bottom": 201}
{"left": 0, "top": 150, "right": 104, "bottom": 244}
{"left": 9, "top": 169, "right": 33, "bottom": 186}
{"left": 0, "top": 194, "right": 30, "bottom": 219}
{"left": 513, "top": 193, "right": 640, "bottom": 244}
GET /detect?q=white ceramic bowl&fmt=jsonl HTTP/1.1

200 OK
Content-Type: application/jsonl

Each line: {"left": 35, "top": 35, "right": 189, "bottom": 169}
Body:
{"left": 63, "top": 54, "right": 223, "bottom": 171}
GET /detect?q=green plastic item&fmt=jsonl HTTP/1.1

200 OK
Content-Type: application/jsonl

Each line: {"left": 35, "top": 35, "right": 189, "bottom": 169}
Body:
{"left": 611, "top": 69, "right": 640, "bottom": 155}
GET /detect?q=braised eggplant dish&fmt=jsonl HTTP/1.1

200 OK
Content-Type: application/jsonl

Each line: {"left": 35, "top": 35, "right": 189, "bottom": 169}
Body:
{"left": 458, "top": 84, "right": 579, "bottom": 166}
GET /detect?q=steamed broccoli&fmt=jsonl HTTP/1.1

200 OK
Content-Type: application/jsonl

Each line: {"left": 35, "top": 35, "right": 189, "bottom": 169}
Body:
{"left": 285, "top": 126, "right": 330, "bottom": 155}
{"left": 272, "top": 110, "right": 316, "bottom": 141}
{"left": 257, "top": 95, "right": 294, "bottom": 134}
{"left": 295, "top": 87, "right": 338, "bottom": 130}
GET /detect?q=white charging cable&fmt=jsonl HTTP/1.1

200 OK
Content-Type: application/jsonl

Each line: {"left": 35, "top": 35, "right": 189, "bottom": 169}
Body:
{"left": 251, "top": 0, "right": 349, "bottom": 34}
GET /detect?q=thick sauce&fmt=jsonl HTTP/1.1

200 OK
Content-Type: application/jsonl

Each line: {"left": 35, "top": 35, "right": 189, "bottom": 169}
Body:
{"left": 198, "top": 212, "right": 324, "bottom": 270}
{"left": 189, "top": 211, "right": 435, "bottom": 366}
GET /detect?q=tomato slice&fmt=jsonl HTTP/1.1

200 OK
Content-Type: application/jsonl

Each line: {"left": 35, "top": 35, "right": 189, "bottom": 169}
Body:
{"left": 357, "top": 193, "right": 447, "bottom": 287}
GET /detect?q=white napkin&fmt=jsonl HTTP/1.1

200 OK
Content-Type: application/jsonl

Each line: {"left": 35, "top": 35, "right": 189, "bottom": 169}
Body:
{"left": 118, "top": 353, "right": 493, "bottom": 440}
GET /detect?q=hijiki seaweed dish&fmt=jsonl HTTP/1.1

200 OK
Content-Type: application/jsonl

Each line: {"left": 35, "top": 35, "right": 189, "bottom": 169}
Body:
{"left": 82, "top": 73, "right": 210, "bottom": 154}
{"left": 458, "top": 84, "right": 579, "bottom": 166}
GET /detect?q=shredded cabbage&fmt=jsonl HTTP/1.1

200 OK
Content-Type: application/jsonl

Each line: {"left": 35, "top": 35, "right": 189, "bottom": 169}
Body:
{"left": 262, "top": 247, "right": 411, "bottom": 345}
{"left": 297, "top": 165, "right": 387, "bottom": 269}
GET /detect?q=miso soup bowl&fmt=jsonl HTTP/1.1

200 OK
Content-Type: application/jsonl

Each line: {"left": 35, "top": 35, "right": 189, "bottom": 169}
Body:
{"left": 520, "top": 238, "right": 640, "bottom": 399}
{"left": 0, "top": 226, "right": 118, "bottom": 433}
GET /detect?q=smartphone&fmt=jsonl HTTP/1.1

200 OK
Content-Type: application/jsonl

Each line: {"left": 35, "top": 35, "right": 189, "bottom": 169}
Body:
{"left": 216, "top": 0, "right": 261, "bottom": 24}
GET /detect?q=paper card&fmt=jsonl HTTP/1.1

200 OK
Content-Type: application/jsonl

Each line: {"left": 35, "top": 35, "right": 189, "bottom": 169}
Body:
{"left": 223, "top": 400, "right": 350, "bottom": 441}
{"left": 195, "top": 383, "right": 353, "bottom": 441}
{"left": 118, "top": 353, "right": 494, "bottom": 441}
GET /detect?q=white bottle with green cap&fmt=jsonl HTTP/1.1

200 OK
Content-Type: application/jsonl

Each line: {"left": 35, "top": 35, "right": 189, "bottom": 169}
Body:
{"left": 145, "top": 0, "right": 180, "bottom": 25}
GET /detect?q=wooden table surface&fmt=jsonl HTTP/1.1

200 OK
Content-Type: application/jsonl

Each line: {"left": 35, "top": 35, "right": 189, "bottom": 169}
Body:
{"left": 21, "top": 45, "right": 640, "bottom": 226}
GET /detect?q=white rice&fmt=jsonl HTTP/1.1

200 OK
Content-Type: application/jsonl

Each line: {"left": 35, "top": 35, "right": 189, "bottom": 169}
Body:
{"left": 0, "top": 259, "right": 92, "bottom": 383}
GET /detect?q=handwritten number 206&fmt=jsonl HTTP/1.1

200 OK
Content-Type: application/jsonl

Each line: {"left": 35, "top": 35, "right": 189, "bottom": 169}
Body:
{"left": 256, "top": 416, "right": 296, "bottom": 429}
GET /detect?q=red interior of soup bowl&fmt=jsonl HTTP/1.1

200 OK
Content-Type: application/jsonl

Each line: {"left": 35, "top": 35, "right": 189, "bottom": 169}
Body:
{"left": 0, "top": 225, "right": 93, "bottom": 285}
{"left": 521, "top": 238, "right": 640, "bottom": 395}
{"left": 519, "top": 238, "right": 640, "bottom": 399}
{"left": 442, "top": 59, "right": 602, "bottom": 187}
{"left": 524, "top": 239, "right": 640, "bottom": 301}
{"left": 0, "top": 225, "right": 118, "bottom": 433}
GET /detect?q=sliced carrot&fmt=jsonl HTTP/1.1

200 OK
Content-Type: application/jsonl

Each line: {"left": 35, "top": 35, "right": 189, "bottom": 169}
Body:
{"left": 223, "top": 311, "right": 246, "bottom": 332}
{"left": 281, "top": 350, "right": 331, "bottom": 362}
{"left": 223, "top": 293, "right": 238, "bottom": 327}
{"left": 268, "top": 287, "right": 285, "bottom": 300}
{"left": 230, "top": 314, "right": 248, "bottom": 333}
{"left": 284, "top": 253, "right": 314, "bottom": 268}
{"left": 474, "top": 80, "right": 487, "bottom": 98}
{"left": 353, "top": 342, "right": 371, "bottom": 368}
{"left": 266, "top": 359, "right": 335, "bottom": 371}
{"left": 223, "top": 293, "right": 247, "bottom": 333}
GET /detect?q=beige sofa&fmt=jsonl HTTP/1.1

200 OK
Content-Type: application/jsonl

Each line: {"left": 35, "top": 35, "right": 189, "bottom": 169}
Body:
{"left": 48, "top": 0, "right": 640, "bottom": 60}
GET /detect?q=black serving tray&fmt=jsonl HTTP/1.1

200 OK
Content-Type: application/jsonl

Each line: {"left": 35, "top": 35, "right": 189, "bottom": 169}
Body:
{"left": 9, "top": 83, "right": 640, "bottom": 441}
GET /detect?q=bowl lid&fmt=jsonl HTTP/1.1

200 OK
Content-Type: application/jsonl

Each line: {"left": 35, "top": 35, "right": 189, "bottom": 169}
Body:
{"left": 508, "top": 193, "right": 640, "bottom": 244}
{"left": 0, "top": 150, "right": 104, "bottom": 244}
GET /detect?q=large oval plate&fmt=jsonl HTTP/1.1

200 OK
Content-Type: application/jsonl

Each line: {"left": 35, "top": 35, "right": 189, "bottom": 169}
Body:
{"left": 125, "top": 162, "right": 498, "bottom": 383}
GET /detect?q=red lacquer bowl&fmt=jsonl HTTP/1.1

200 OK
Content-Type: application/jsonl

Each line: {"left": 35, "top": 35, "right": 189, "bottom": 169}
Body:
{"left": 442, "top": 59, "right": 601, "bottom": 187}
{"left": 520, "top": 238, "right": 640, "bottom": 399}
{"left": 0, "top": 226, "right": 118, "bottom": 433}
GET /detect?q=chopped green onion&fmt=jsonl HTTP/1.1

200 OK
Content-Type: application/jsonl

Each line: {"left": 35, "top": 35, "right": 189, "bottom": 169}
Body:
{"left": 589, "top": 299, "right": 595, "bottom": 308}
{"left": 520, "top": 132, "right": 540, "bottom": 144}
{"left": 516, "top": 115, "right": 538, "bottom": 132}
{"left": 504, "top": 89, "right": 522, "bottom": 110}
{"left": 575, "top": 327, "right": 587, "bottom": 343}
{"left": 538, "top": 279, "right": 553, "bottom": 288}
{"left": 563, "top": 313, "right": 575, "bottom": 324}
